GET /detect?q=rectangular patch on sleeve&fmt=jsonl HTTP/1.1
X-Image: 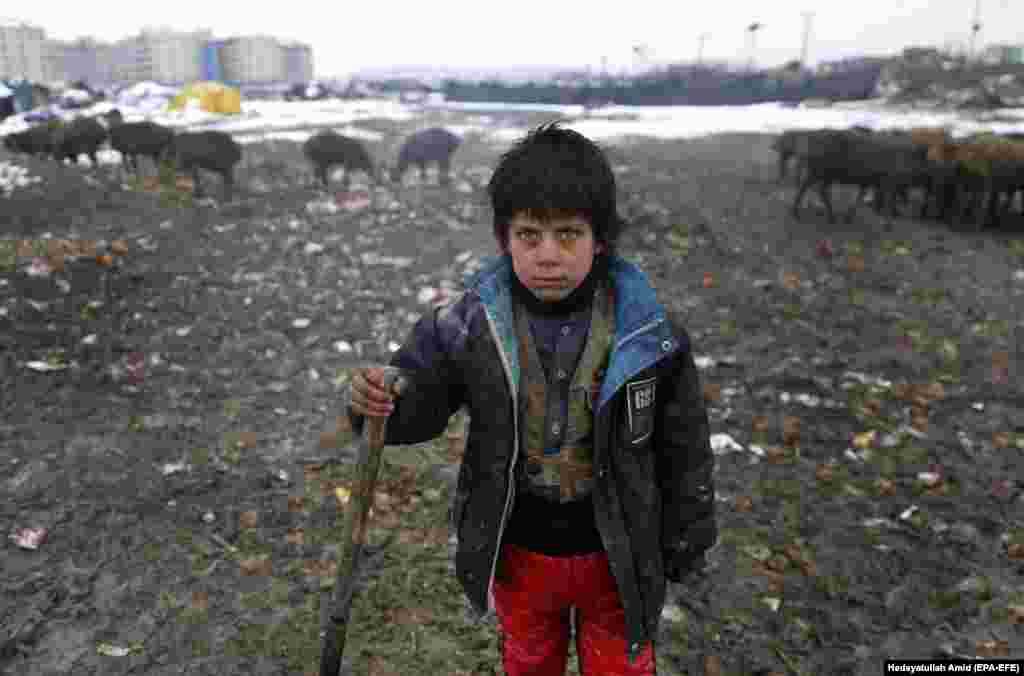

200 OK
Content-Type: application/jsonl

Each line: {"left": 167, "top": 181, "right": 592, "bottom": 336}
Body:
{"left": 626, "top": 376, "right": 656, "bottom": 445}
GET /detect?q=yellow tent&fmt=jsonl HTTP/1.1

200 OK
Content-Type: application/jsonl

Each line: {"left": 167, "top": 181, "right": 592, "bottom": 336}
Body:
{"left": 167, "top": 81, "right": 241, "bottom": 114}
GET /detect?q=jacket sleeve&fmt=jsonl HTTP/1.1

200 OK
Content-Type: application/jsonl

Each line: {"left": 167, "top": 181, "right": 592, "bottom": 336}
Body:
{"left": 654, "top": 329, "right": 717, "bottom": 581}
{"left": 345, "top": 300, "right": 467, "bottom": 446}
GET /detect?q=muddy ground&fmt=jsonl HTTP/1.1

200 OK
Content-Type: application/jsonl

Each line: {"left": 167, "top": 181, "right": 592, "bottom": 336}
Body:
{"left": 1, "top": 107, "right": 1023, "bottom": 676}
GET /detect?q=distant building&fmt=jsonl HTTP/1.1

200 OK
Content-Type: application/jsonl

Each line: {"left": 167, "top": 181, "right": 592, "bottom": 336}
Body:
{"left": 282, "top": 41, "right": 313, "bottom": 84}
{"left": 111, "top": 27, "right": 209, "bottom": 85}
{"left": 0, "top": 18, "right": 48, "bottom": 82}
{"left": 219, "top": 35, "right": 286, "bottom": 84}
{"left": 144, "top": 28, "right": 209, "bottom": 84}
{"left": 202, "top": 40, "right": 227, "bottom": 82}
{"left": 3, "top": 22, "right": 313, "bottom": 87}
{"left": 53, "top": 37, "right": 117, "bottom": 87}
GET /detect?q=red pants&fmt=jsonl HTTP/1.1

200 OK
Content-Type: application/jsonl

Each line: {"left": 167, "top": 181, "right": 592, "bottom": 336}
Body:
{"left": 493, "top": 544, "right": 656, "bottom": 676}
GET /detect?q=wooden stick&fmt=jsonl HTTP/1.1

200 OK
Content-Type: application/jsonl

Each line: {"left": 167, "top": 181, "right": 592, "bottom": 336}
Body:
{"left": 319, "top": 366, "right": 409, "bottom": 676}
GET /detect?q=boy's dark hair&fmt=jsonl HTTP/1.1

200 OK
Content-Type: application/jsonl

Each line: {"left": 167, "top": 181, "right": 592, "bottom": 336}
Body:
{"left": 487, "top": 120, "right": 621, "bottom": 255}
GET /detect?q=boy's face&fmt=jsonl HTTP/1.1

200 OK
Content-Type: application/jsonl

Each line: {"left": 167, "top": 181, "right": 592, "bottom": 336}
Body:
{"left": 505, "top": 212, "right": 605, "bottom": 302}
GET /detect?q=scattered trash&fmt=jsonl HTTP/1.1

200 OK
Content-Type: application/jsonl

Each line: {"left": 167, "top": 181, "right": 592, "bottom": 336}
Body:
{"left": 96, "top": 643, "right": 131, "bottom": 657}
{"left": 779, "top": 392, "right": 821, "bottom": 407}
{"left": 337, "top": 191, "right": 372, "bottom": 211}
{"left": 360, "top": 252, "right": 414, "bottom": 268}
{"left": 899, "top": 505, "right": 919, "bottom": 521}
{"left": 335, "top": 486, "right": 351, "bottom": 505}
{"left": 125, "top": 352, "right": 145, "bottom": 385}
{"left": 292, "top": 318, "right": 311, "bottom": 329}
{"left": 306, "top": 199, "right": 339, "bottom": 215}
{"left": 304, "top": 242, "right": 325, "bottom": 255}
{"left": 852, "top": 431, "right": 877, "bottom": 449}
{"left": 203, "top": 511, "right": 215, "bottom": 523}
{"left": 845, "top": 448, "right": 871, "bottom": 463}
{"left": 841, "top": 372, "right": 891, "bottom": 389}
{"left": 661, "top": 604, "right": 686, "bottom": 623}
{"left": 159, "top": 462, "right": 189, "bottom": 476}
{"left": 710, "top": 433, "right": 744, "bottom": 456}
{"left": 0, "top": 161, "right": 43, "bottom": 197}
{"left": 693, "top": 355, "right": 716, "bottom": 370}
{"left": 10, "top": 526, "right": 48, "bottom": 550}
{"left": 417, "top": 285, "right": 456, "bottom": 307}
{"left": 25, "top": 360, "right": 68, "bottom": 372}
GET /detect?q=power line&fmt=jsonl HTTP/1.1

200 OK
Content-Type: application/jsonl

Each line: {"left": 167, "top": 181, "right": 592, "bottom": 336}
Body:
{"left": 800, "top": 12, "right": 815, "bottom": 67}
{"left": 697, "top": 32, "right": 710, "bottom": 66}
{"left": 968, "top": 0, "right": 982, "bottom": 60}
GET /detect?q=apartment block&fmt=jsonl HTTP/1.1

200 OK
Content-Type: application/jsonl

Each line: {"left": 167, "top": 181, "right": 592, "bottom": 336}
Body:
{"left": 54, "top": 37, "right": 117, "bottom": 86}
{"left": 110, "top": 27, "right": 208, "bottom": 85}
{"left": 144, "top": 27, "right": 209, "bottom": 84}
{"left": 0, "top": 19, "right": 47, "bottom": 82}
{"left": 282, "top": 42, "right": 313, "bottom": 83}
{"left": 219, "top": 35, "right": 286, "bottom": 84}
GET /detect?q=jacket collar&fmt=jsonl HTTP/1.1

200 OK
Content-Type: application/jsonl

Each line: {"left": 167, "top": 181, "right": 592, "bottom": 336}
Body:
{"left": 464, "top": 254, "right": 681, "bottom": 410}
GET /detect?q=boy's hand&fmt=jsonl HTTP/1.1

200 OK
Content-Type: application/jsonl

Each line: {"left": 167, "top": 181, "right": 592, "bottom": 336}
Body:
{"left": 350, "top": 366, "right": 399, "bottom": 419}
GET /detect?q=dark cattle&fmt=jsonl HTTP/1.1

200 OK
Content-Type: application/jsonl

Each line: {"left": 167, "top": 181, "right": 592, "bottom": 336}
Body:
{"left": 102, "top": 108, "right": 125, "bottom": 127}
{"left": 302, "top": 130, "right": 376, "bottom": 188}
{"left": 109, "top": 120, "right": 175, "bottom": 177}
{"left": 52, "top": 117, "right": 108, "bottom": 167}
{"left": 392, "top": 127, "right": 460, "bottom": 185}
{"left": 167, "top": 130, "right": 243, "bottom": 201}
{"left": 3, "top": 124, "right": 58, "bottom": 158}
{"left": 792, "top": 129, "right": 930, "bottom": 223}
{"left": 772, "top": 129, "right": 827, "bottom": 184}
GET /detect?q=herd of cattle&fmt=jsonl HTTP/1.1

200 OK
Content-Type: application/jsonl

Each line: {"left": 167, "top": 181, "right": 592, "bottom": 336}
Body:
{"left": 1, "top": 109, "right": 462, "bottom": 201}
{"left": 775, "top": 126, "right": 1024, "bottom": 230}
{"left": 7, "top": 109, "right": 1024, "bottom": 232}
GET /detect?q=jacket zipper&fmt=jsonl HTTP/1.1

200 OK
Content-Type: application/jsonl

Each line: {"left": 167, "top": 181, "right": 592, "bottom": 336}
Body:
{"left": 615, "top": 316, "right": 664, "bottom": 353}
{"left": 484, "top": 308, "right": 519, "bottom": 614}
{"left": 483, "top": 310, "right": 667, "bottom": 613}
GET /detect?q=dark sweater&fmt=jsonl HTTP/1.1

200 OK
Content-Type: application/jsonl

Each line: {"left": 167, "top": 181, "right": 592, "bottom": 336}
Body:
{"left": 501, "top": 256, "right": 607, "bottom": 556}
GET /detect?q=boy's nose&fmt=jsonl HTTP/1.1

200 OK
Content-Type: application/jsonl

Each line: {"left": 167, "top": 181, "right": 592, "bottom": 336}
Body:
{"left": 535, "top": 237, "right": 563, "bottom": 259}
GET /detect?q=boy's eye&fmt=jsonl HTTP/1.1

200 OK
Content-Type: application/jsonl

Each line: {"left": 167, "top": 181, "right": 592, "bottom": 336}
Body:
{"left": 515, "top": 229, "right": 583, "bottom": 241}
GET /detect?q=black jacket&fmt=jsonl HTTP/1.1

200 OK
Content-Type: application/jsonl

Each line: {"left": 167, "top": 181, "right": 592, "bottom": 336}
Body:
{"left": 347, "top": 254, "right": 716, "bottom": 660}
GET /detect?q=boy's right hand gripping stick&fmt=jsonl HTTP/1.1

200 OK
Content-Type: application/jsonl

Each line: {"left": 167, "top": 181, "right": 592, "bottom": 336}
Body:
{"left": 319, "top": 367, "right": 410, "bottom": 676}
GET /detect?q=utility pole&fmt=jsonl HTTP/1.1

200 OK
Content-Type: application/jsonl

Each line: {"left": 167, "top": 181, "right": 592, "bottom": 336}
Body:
{"left": 800, "top": 12, "right": 814, "bottom": 68}
{"left": 697, "top": 32, "right": 710, "bottom": 66}
{"left": 969, "top": 0, "right": 982, "bottom": 61}
{"left": 746, "top": 22, "right": 763, "bottom": 71}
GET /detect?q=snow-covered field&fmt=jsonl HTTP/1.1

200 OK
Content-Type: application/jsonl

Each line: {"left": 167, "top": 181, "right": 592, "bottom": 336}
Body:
{"left": 6, "top": 93, "right": 1024, "bottom": 146}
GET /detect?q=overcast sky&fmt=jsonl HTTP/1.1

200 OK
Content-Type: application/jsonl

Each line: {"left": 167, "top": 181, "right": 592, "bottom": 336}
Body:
{"left": 5, "top": 0, "right": 1018, "bottom": 77}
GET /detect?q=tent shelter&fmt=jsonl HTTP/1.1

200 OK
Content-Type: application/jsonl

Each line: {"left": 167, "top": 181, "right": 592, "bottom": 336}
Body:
{"left": 0, "top": 79, "right": 37, "bottom": 113}
{"left": 167, "top": 81, "right": 241, "bottom": 114}
{"left": 0, "top": 83, "right": 14, "bottom": 120}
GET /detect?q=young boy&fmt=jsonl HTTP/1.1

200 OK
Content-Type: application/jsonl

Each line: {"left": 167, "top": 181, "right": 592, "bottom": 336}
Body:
{"left": 346, "top": 121, "right": 717, "bottom": 675}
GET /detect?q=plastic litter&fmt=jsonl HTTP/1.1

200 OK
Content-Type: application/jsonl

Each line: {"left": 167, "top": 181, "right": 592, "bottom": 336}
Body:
{"left": 10, "top": 526, "right": 48, "bottom": 550}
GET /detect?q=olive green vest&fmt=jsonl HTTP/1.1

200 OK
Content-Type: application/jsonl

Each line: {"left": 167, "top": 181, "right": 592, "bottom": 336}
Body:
{"left": 514, "top": 283, "right": 615, "bottom": 503}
